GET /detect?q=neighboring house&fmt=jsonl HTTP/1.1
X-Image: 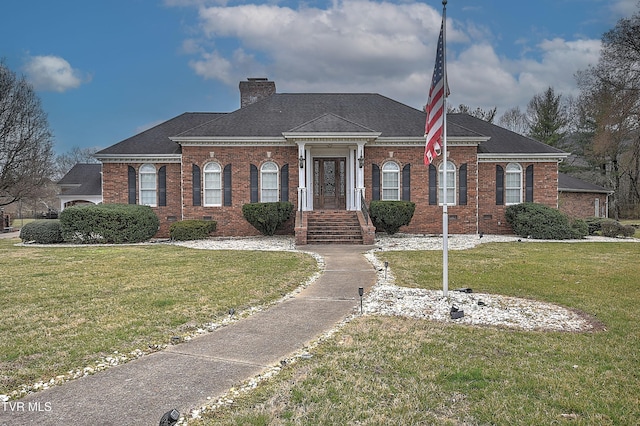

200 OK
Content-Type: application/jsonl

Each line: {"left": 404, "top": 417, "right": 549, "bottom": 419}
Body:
{"left": 94, "top": 78, "right": 569, "bottom": 243}
{"left": 57, "top": 163, "right": 103, "bottom": 211}
{"left": 558, "top": 173, "right": 613, "bottom": 219}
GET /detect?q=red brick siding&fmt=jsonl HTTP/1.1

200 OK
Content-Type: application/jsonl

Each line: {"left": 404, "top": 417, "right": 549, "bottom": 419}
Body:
{"left": 477, "top": 162, "right": 558, "bottom": 234}
{"left": 101, "top": 147, "right": 561, "bottom": 237}
{"left": 181, "top": 145, "right": 299, "bottom": 237}
{"left": 363, "top": 145, "right": 478, "bottom": 234}
{"left": 559, "top": 192, "right": 608, "bottom": 218}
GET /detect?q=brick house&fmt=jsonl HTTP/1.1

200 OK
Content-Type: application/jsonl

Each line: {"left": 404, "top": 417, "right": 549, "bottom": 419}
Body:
{"left": 93, "top": 78, "right": 569, "bottom": 243}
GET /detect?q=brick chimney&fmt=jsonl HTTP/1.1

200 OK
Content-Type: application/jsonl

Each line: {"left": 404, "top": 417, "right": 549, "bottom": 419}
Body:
{"left": 239, "top": 78, "right": 276, "bottom": 108}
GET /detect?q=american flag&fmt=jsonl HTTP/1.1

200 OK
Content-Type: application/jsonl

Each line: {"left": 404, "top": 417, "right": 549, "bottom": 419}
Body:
{"left": 424, "top": 19, "right": 448, "bottom": 166}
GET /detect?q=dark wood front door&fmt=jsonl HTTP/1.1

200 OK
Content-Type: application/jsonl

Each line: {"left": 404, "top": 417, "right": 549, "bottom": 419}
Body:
{"left": 313, "top": 158, "right": 346, "bottom": 209}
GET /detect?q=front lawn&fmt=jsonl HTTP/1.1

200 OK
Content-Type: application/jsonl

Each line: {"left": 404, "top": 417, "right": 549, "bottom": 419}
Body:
{"left": 0, "top": 239, "right": 316, "bottom": 397}
{"left": 195, "top": 242, "right": 640, "bottom": 425}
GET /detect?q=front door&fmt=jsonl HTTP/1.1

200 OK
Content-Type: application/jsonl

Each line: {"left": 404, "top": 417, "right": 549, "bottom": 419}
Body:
{"left": 314, "top": 158, "right": 346, "bottom": 209}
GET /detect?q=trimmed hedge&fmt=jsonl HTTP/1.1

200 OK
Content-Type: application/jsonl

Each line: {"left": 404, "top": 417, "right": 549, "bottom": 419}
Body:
{"left": 19, "top": 220, "right": 64, "bottom": 244}
{"left": 369, "top": 200, "right": 416, "bottom": 235}
{"left": 59, "top": 204, "right": 160, "bottom": 244}
{"left": 505, "top": 202, "right": 587, "bottom": 240}
{"left": 242, "top": 202, "right": 293, "bottom": 236}
{"left": 169, "top": 220, "right": 217, "bottom": 241}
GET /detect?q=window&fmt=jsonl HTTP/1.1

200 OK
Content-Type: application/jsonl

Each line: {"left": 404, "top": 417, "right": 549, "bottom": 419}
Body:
{"left": 505, "top": 163, "right": 522, "bottom": 205}
{"left": 260, "top": 161, "right": 279, "bottom": 202}
{"left": 382, "top": 162, "right": 400, "bottom": 200}
{"left": 438, "top": 161, "right": 456, "bottom": 205}
{"left": 139, "top": 164, "right": 157, "bottom": 206}
{"left": 203, "top": 162, "right": 222, "bottom": 206}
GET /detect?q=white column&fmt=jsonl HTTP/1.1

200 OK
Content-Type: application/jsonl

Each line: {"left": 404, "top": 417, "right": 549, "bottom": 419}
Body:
{"left": 296, "top": 142, "right": 307, "bottom": 211}
{"left": 355, "top": 142, "right": 366, "bottom": 210}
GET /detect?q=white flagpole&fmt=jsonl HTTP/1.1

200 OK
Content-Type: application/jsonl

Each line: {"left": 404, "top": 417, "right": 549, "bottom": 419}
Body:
{"left": 441, "top": 0, "right": 449, "bottom": 297}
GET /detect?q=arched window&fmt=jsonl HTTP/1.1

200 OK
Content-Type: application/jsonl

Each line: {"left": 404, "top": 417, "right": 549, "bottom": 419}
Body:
{"left": 139, "top": 164, "right": 157, "bottom": 206}
{"left": 260, "top": 162, "right": 279, "bottom": 202}
{"left": 438, "top": 161, "right": 456, "bottom": 205}
{"left": 505, "top": 163, "right": 523, "bottom": 205}
{"left": 203, "top": 162, "right": 222, "bottom": 206}
{"left": 381, "top": 162, "right": 400, "bottom": 200}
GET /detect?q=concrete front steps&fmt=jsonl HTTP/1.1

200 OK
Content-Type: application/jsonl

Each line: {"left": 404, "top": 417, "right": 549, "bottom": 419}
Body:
{"left": 305, "top": 210, "right": 364, "bottom": 244}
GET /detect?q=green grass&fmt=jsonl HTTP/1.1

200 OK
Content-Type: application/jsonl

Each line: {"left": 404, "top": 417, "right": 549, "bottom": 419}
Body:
{"left": 194, "top": 242, "right": 640, "bottom": 425}
{"left": 0, "top": 238, "right": 316, "bottom": 396}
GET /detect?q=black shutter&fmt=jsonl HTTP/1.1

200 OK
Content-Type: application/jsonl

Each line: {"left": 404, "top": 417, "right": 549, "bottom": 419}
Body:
{"left": 192, "top": 164, "right": 201, "bottom": 206}
{"left": 429, "top": 164, "right": 437, "bottom": 205}
{"left": 128, "top": 166, "right": 136, "bottom": 204}
{"left": 496, "top": 165, "right": 504, "bottom": 205}
{"left": 158, "top": 166, "right": 167, "bottom": 207}
{"left": 280, "top": 164, "right": 289, "bottom": 202}
{"left": 459, "top": 163, "right": 467, "bottom": 205}
{"left": 402, "top": 164, "right": 411, "bottom": 201}
{"left": 250, "top": 164, "right": 259, "bottom": 203}
{"left": 372, "top": 164, "right": 381, "bottom": 200}
{"left": 525, "top": 165, "right": 534, "bottom": 202}
{"left": 224, "top": 164, "right": 232, "bottom": 206}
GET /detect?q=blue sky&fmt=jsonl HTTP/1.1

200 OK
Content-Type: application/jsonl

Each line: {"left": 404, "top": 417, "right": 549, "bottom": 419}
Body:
{"left": 1, "top": 0, "right": 638, "bottom": 155}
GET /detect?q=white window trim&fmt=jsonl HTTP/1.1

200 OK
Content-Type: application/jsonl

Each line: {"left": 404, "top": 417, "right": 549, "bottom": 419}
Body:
{"left": 203, "top": 162, "right": 222, "bottom": 207}
{"left": 139, "top": 164, "right": 157, "bottom": 207}
{"left": 505, "top": 163, "right": 523, "bottom": 205}
{"left": 260, "top": 161, "right": 279, "bottom": 202}
{"left": 381, "top": 161, "right": 400, "bottom": 201}
{"left": 438, "top": 161, "right": 456, "bottom": 206}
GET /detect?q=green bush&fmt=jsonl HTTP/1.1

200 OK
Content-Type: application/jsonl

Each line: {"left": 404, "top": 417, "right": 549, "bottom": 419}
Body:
{"left": 600, "top": 220, "right": 635, "bottom": 238}
{"left": 369, "top": 201, "right": 416, "bottom": 235}
{"left": 242, "top": 202, "right": 294, "bottom": 236}
{"left": 59, "top": 204, "right": 160, "bottom": 244}
{"left": 584, "top": 217, "right": 606, "bottom": 235}
{"left": 19, "top": 220, "right": 63, "bottom": 244}
{"left": 169, "top": 220, "right": 217, "bottom": 241}
{"left": 505, "top": 202, "right": 587, "bottom": 240}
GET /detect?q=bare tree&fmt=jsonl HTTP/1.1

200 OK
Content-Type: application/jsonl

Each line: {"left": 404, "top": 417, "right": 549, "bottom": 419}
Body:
{"left": 54, "top": 146, "right": 100, "bottom": 181}
{"left": 0, "top": 61, "right": 55, "bottom": 207}
{"left": 577, "top": 4, "right": 640, "bottom": 217}
{"left": 448, "top": 104, "right": 497, "bottom": 123}
{"left": 498, "top": 106, "right": 528, "bottom": 135}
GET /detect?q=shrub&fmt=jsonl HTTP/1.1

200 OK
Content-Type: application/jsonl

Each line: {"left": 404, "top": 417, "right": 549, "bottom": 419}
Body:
{"left": 369, "top": 201, "right": 416, "bottom": 235}
{"left": 505, "top": 202, "right": 587, "bottom": 240}
{"left": 169, "top": 220, "right": 217, "bottom": 241}
{"left": 584, "top": 217, "right": 606, "bottom": 235}
{"left": 19, "top": 220, "right": 63, "bottom": 244}
{"left": 600, "top": 220, "right": 635, "bottom": 238}
{"left": 59, "top": 204, "right": 160, "bottom": 243}
{"left": 242, "top": 202, "right": 294, "bottom": 236}
{"left": 570, "top": 219, "right": 589, "bottom": 239}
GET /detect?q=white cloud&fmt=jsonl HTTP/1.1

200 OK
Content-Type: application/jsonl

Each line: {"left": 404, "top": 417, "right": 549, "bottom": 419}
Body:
{"left": 175, "top": 0, "right": 607, "bottom": 115}
{"left": 610, "top": 0, "right": 639, "bottom": 17}
{"left": 23, "top": 55, "right": 89, "bottom": 92}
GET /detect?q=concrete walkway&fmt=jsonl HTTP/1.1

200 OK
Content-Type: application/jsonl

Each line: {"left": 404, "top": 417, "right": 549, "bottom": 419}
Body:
{"left": 0, "top": 244, "right": 376, "bottom": 426}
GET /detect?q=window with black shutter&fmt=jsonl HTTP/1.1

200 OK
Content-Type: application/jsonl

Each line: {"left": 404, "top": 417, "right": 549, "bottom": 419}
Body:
{"left": 372, "top": 164, "right": 380, "bottom": 201}
{"left": 525, "top": 165, "right": 534, "bottom": 202}
{"left": 224, "top": 164, "right": 232, "bottom": 206}
{"left": 429, "top": 164, "right": 437, "bottom": 205}
{"left": 192, "top": 164, "right": 201, "bottom": 206}
{"left": 459, "top": 163, "right": 467, "bottom": 205}
{"left": 250, "top": 164, "right": 259, "bottom": 203}
{"left": 158, "top": 166, "right": 167, "bottom": 207}
{"left": 402, "top": 164, "right": 411, "bottom": 201}
{"left": 280, "top": 164, "right": 289, "bottom": 202}
{"left": 128, "top": 166, "right": 136, "bottom": 204}
{"left": 496, "top": 165, "right": 504, "bottom": 205}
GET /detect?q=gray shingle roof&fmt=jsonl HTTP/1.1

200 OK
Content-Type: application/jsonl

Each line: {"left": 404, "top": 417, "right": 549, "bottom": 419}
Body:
{"left": 57, "top": 163, "right": 102, "bottom": 196}
{"left": 558, "top": 173, "right": 613, "bottom": 194}
{"left": 97, "top": 93, "right": 566, "bottom": 157}
{"left": 95, "top": 112, "right": 224, "bottom": 156}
